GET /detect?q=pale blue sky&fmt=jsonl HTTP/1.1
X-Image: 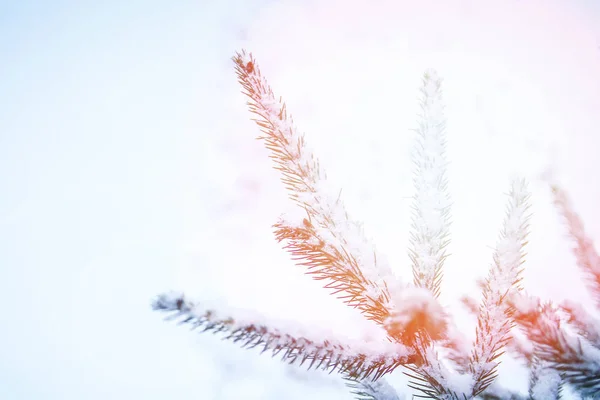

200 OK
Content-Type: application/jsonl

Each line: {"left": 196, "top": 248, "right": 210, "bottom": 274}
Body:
{"left": 0, "top": 2, "right": 287, "bottom": 399}
{"left": 1, "top": 1, "right": 600, "bottom": 399}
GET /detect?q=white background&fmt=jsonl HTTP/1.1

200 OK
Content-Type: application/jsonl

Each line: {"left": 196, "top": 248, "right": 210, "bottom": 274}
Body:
{"left": 1, "top": 0, "right": 600, "bottom": 398}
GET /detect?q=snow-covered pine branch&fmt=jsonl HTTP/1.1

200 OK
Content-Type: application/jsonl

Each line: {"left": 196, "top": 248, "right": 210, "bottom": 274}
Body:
{"left": 153, "top": 48, "right": 545, "bottom": 399}
{"left": 512, "top": 295, "right": 600, "bottom": 398}
{"left": 460, "top": 290, "right": 562, "bottom": 399}
{"left": 152, "top": 292, "right": 413, "bottom": 380}
{"left": 551, "top": 183, "right": 600, "bottom": 308}
{"left": 393, "top": 70, "right": 470, "bottom": 399}
{"left": 409, "top": 69, "right": 452, "bottom": 299}
{"left": 406, "top": 179, "right": 531, "bottom": 399}
{"left": 232, "top": 50, "right": 401, "bottom": 328}
{"left": 468, "top": 178, "right": 531, "bottom": 396}
{"left": 461, "top": 292, "right": 535, "bottom": 365}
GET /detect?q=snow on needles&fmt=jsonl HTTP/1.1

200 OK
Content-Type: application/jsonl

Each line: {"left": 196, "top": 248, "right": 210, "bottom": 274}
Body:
{"left": 468, "top": 178, "right": 531, "bottom": 396}
{"left": 410, "top": 69, "right": 452, "bottom": 299}
{"left": 156, "top": 49, "right": 552, "bottom": 399}
{"left": 232, "top": 50, "right": 416, "bottom": 329}
{"left": 153, "top": 291, "right": 414, "bottom": 380}
{"left": 551, "top": 183, "right": 600, "bottom": 308}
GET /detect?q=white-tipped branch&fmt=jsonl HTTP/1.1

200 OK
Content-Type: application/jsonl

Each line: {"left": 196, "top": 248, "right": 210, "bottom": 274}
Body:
{"left": 233, "top": 51, "right": 407, "bottom": 328}
{"left": 394, "top": 70, "right": 466, "bottom": 400}
{"left": 513, "top": 296, "right": 600, "bottom": 398}
{"left": 409, "top": 69, "right": 452, "bottom": 299}
{"left": 152, "top": 292, "right": 414, "bottom": 381}
{"left": 468, "top": 178, "right": 531, "bottom": 396}
{"left": 551, "top": 184, "right": 600, "bottom": 308}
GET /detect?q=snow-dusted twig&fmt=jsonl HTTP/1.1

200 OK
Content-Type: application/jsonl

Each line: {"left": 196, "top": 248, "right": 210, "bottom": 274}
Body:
{"left": 551, "top": 184, "right": 600, "bottom": 307}
{"left": 432, "top": 181, "right": 530, "bottom": 398}
{"left": 409, "top": 69, "right": 452, "bottom": 299}
{"left": 468, "top": 178, "right": 531, "bottom": 396}
{"left": 461, "top": 292, "right": 563, "bottom": 400}
{"left": 152, "top": 292, "right": 414, "bottom": 380}
{"left": 512, "top": 296, "right": 600, "bottom": 398}
{"left": 396, "top": 71, "right": 471, "bottom": 399}
{"left": 461, "top": 293, "right": 535, "bottom": 365}
{"left": 232, "top": 50, "right": 412, "bottom": 330}
{"left": 404, "top": 72, "right": 477, "bottom": 393}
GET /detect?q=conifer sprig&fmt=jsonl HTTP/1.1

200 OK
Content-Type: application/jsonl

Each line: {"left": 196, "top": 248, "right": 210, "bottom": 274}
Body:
{"left": 152, "top": 49, "right": 550, "bottom": 399}
{"left": 512, "top": 296, "right": 600, "bottom": 398}
{"left": 400, "top": 71, "right": 469, "bottom": 399}
{"left": 551, "top": 184, "right": 600, "bottom": 307}
{"left": 461, "top": 288, "right": 564, "bottom": 399}
{"left": 152, "top": 292, "right": 414, "bottom": 381}
{"left": 409, "top": 70, "right": 452, "bottom": 299}
{"left": 468, "top": 179, "right": 531, "bottom": 396}
{"left": 232, "top": 50, "right": 407, "bottom": 328}
{"left": 272, "top": 215, "right": 393, "bottom": 326}
{"left": 408, "top": 180, "right": 531, "bottom": 399}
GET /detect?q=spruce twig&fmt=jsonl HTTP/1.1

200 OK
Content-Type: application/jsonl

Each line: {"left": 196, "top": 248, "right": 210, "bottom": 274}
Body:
{"left": 153, "top": 292, "right": 413, "bottom": 380}
{"left": 468, "top": 179, "right": 531, "bottom": 396}
{"left": 551, "top": 184, "right": 600, "bottom": 308}
{"left": 409, "top": 70, "right": 452, "bottom": 300}
{"left": 232, "top": 50, "right": 407, "bottom": 329}
{"left": 151, "top": 49, "right": 544, "bottom": 399}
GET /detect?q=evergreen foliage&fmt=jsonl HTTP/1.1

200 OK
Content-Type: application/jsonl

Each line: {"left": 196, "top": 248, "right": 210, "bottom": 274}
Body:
{"left": 152, "top": 50, "right": 600, "bottom": 399}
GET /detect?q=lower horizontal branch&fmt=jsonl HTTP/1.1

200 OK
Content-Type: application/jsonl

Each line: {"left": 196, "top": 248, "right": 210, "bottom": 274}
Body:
{"left": 152, "top": 292, "right": 415, "bottom": 381}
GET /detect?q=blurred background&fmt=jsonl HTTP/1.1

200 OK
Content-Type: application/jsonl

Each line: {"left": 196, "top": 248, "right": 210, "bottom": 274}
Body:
{"left": 1, "top": 0, "right": 599, "bottom": 398}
